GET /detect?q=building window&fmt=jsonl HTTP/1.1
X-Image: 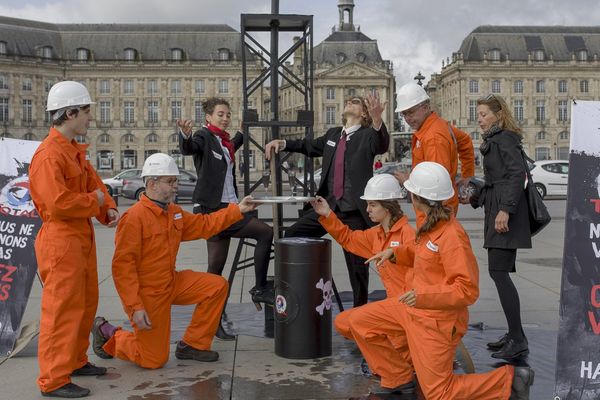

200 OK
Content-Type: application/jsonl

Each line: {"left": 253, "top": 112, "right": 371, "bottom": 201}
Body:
{"left": 218, "top": 48, "right": 229, "bottom": 61}
{"left": 0, "top": 41, "right": 6, "bottom": 56}
{"left": 535, "top": 147, "right": 550, "bottom": 161}
{"left": 0, "top": 75, "right": 8, "bottom": 90}
{"left": 146, "top": 133, "right": 159, "bottom": 143}
{"left": 218, "top": 79, "right": 228, "bottom": 94}
{"left": 558, "top": 131, "right": 569, "bottom": 140}
{"left": 558, "top": 80, "right": 568, "bottom": 93}
{"left": 77, "top": 48, "right": 89, "bottom": 62}
{"left": 123, "top": 101, "right": 135, "bottom": 124}
{"left": 326, "top": 106, "right": 336, "bottom": 125}
{"left": 147, "top": 80, "right": 158, "bottom": 95}
{"left": 513, "top": 80, "right": 523, "bottom": 93}
{"left": 536, "top": 131, "right": 546, "bottom": 140}
{"left": 147, "top": 101, "right": 159, "bottom": 123}
{"left": 121, "top": 149, "right": 137, "bottom": 169}
{"left": 169, "top": 133, "right": 178, "bottom": 143}
{"left": 247, "top": 149, "right": 256, "bottom": 169}
{"left": 97, "top": 150, "right": 113, "bottom": 170}
{"left": 123, "top": 79, "right": 134, "bottom": 94}
{"left": 536, "top": 80, "right": 545, "bottom": 93}
{"left": 100, "top": 80, "right": 111, "bottom": 94}
{"left": 22, "top": 78, "right": 32, "bottom": 91}
{"left": 0, "top": 97, "right": 8, "bottom": 122}
{"left": 357, "top": 53, "right": 367, "bottom": 63}
{"left": 171, "top": 101, "right": 182, "bottom": 122}
{"left": 577, "top": 49, "right": 588, "bottom": 61}
{"left": 124, "top": 48, "right": 136, "bottom": 62}
{"left": 489, "top": 49, "right": 501, "bottom": 61}
{"left": 580, "top": 80, "right": 589, "bottom": 93}
{"left": 469, "top": 100, "right": 477, "bottom": 122}
{"left": 44, "top": 110, "right": 52, "bottom": 124}
{"left": 347, "top": 88, "right": 356, "bottom": 97}
{"left": 470, "top": 131, "right": 480, "bottom": 141}
{"left": 558, "top": 100, "right": 568, "bottom": 122}
{"left": 468, "top": 79, "right": 479, "bottom": 93}
{"left": 195, "top": 101, "right": 205, "bottom": 124}
{"left": 336, "top": 53, "right": 346, "bottom": 64}
{"left": 195, "top": 80, "right": 205, "bottom": 94}
{"left": 44, "top": 80, "right": 53, "bottom": 93}
{"left": 533, "top": 49, "right": 545, "bottom": 61}
{"left": 536, "top": 100, "right": 545, "bottom": 122}
{"left": 144, "top": 149, "right": 159, "bottom": 160}
{"left": 23, "top": 133, "right": 35, "bottom": 140}
{"left": 75, "top": 135, "right": 87, "bottom": 144}
{"left": 122, "top": 133, "right": 135, "bottom": 143}
{"left": 170, "top": 149, "right": 184, "bottom": 168}
{"left": 41, "top": 46, "right": 52, "bottom": 59}
{"left": 21, "top": 99, "right": 32, "bottom": 122}
{"left": 100, "top": 101, "right": 111, "bottom": 124}
{"left": 171, "top": 48, "right": 183, "bottom": 62}
{"left": 98, "top": 134, "right": 110, "bottom": 144}
{"left": 557, "top": 147, "right": 569, "bottom": 160}
{"left": 171, "top": 80, "right": 181, "bottom": 95}
{"left": 491, "top": 80, "right": 501, "bottom": 93}
{"left": 326, "top": 87, "right": 335, "bottom": 100}
{"left": 513, "top": 100, "right": 524, "bottom": 121}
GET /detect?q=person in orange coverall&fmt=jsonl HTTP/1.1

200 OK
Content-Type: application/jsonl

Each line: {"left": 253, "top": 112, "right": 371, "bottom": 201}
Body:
{"left": 310, "top": 174, "right": 415, "bottom": 341}
{"left": 92, "top": 153, "right": 258, "bottom": 370}
{"left": 394, "top": 82, "right": 475, "bottom": 226}
{"left": 29, "top": 81, "right": 120, "bottom": 398}
{"left": 355, "top": 161, "right": 534, "bottom": 399}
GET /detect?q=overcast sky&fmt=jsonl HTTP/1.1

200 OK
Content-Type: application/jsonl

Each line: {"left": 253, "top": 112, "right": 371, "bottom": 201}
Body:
{"left": 2, "top": 0, "right": 600, "bottom": 88}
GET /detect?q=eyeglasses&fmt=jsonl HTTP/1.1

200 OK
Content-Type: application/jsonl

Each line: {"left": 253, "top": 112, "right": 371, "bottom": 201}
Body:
{"left": 400, "top": 102, "right": 425, "bottom": 118}
{"left": 345, "top": 98, "right": 363, "bottom": 105}
{"left": 155, "top": 177, "right": 178, "bottom": 186}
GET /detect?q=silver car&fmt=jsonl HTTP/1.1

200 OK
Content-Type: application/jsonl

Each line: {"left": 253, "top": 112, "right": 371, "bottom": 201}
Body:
{"left": 121, "top": 170, "right": 198, "bottom": 202}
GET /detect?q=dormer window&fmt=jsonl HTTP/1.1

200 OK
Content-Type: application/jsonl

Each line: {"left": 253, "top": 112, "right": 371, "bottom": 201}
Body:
{"left": 533, "top": 49, "right": 545, "bottom": 61}
{"left": 336, "top": 52, "right": 346, "bottom": 64}
{"left": 577, "top": 49, "right": 588, "bottom": 61}
{"left": 356, "top": 53, "right": 366, "bottom": 63}
{"left": 171, "top": 48, "right": 183, "bottom": 62}
{"left": 77, "top": 48, "right": 89, "bottom": 62}
{"left": 124, "top": 48, "right": 136, "bottom": 62}
{"left": 39, "top": 46, "right": 53, "bottom": 59}
{"left": 218, "top": 48, "right": 230, "bottom": 61}
{"left": 0, "top": 41, "right": 6, "bottom": 56}
{"left": 489, "top": 48, "right": 501, "bottom": 61}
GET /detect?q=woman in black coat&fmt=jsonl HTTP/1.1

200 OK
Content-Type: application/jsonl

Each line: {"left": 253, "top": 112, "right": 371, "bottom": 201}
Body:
{"left": 474, "top": 94, "right": 531, "bottom": 360}
{"left": 178, "top": 98, "right": 273, "bottom": 339}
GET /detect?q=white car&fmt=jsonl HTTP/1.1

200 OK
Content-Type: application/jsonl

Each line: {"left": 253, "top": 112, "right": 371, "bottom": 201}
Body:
{"left": 529, "top": 160, "right": 568, "bottom": 198}
{"left": 102, "top": 169, "right": 142, "bottom": 196}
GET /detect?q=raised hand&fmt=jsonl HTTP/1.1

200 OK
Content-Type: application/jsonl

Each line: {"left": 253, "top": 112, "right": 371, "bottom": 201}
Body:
{"left": 365, "top": 248, "right": 394, "bottom": 267}
{"left": 176, "top": 119, "right": 194, "bottom": 136}
{"left": 365, "top": 90, "right": 387, "bottom": 126}
{"left": 310, "top": 196, "right": 331, "bottom": 217}
{"left": 238, "top": 195, "right": 258, "bottom": 213}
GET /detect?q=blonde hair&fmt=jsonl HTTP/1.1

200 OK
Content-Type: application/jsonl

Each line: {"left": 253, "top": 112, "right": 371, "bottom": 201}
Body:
{"left": 477, "top": 94, "right": 522, "bottom": 135}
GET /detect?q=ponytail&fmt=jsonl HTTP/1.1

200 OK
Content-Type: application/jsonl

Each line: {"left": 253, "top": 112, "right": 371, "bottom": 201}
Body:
{"left": 413, "top": 195, "right": 452, "bottom": 238}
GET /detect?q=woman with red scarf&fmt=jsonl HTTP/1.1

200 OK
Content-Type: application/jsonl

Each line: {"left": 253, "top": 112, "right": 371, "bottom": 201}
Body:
{"left": 178, "top": 98, "right": 273, "bottom": 340}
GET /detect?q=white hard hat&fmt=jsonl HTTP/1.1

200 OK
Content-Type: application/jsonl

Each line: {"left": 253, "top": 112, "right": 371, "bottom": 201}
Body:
{"left": 360, "top": 174, "right": 403, "bottom": 200}
{"left": 46, "top": 81, "right": 95, "bottom": 111}
{"left": 141, "top": 153, "right": 180, "bottom": 178}
{"left": 395, "top": 82, "right": 430, "bottom": 113}
{"left": 403, "top": 161, "right": 454, "bottom": 201}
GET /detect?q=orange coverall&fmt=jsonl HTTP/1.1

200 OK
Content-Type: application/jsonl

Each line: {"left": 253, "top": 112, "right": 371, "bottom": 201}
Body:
{"left": 348, "top": 217, "right": 514, "bottom": 398}
{"left": 102, "top": 196, "right": 242, "bottom": 369}
{"left": 29, "top": 128, "right": 116, "bottom": 393}
{"left": 411, "top": 112, "right": 474, "bottom": 225}
{"left": 318, "top": 212, "right": 415, "bottom": 340}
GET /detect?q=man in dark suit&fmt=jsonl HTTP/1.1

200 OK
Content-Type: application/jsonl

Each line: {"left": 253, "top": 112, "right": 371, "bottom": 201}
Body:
{"left": 265, "top": 92, "right": 389, "bottom": 307}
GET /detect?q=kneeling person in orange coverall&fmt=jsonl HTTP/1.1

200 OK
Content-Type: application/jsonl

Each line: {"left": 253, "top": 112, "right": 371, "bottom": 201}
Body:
{"left": 356, "top": 162, "right": 534, "bottom": 399}
{"left": 92, "top": 153, "right": 258, "bottom": 368}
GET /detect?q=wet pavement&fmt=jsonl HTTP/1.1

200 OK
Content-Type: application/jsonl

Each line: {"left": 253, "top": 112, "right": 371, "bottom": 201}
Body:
{"left": 0, "top": 198, "right": 565, "bottom": 399}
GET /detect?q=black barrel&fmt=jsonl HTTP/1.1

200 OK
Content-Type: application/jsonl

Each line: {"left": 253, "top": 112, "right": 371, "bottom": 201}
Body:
{"left": 274, "top": 237, "right": 332, "bottom": 359}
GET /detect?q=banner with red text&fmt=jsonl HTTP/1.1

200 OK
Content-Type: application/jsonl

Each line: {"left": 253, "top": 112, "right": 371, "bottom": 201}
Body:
{"left": 0, "top": 137, "right": 41, "bottom": 357}
{"left": 555, "top": 101, "right": 600, "bottom": 399}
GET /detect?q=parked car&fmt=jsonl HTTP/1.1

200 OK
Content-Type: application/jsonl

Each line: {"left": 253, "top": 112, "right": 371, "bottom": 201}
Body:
{"left": 121, "top": 170, "right": 198, "bottom": 202}
{"left": 296, "top": 168, "right": 322, "bottom": 193}
{"left": 529, "top": 160, "right": 569, "bottom": 198}
{"left": 102, "top": 169, "right": 142, "bottom": 196}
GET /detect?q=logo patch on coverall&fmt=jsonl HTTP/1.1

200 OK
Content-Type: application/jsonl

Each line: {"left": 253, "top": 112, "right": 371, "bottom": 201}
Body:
{"left": 174, "top": 213, "right": 182, "bottom": 220}
{"left": 390, "top": 241, "right": 400, "bottom": 247}
{"left": 426, "top": 240, "right": 439, "bottom": 252}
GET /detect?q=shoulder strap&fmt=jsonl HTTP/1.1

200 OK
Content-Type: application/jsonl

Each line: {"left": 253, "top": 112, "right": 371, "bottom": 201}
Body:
{"left": 446, "top": 122, "right": 458, "bottom": 147}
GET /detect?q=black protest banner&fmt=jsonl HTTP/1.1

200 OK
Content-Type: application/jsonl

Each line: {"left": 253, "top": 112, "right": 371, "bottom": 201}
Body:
{"left": 0, "top": 138, "right": 41, "bottom": 357}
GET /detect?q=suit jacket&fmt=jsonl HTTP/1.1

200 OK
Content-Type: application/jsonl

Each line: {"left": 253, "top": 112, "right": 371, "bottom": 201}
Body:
{"left": 285, "top": 123, "right": 389, "bottom": 224}
{"left": 179, "top": 126, "right": 243, "bottom": 208}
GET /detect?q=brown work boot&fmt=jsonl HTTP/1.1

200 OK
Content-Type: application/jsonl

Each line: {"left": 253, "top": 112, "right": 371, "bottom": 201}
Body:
{"left": 510, "top": 366, "right": 535, "bottom": 400}
{"left": 175, "top": 341, "right": 219, "bottom": 362}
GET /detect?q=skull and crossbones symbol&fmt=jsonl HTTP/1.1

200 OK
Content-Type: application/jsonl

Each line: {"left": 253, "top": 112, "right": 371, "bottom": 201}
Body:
{"left": 315, "top": 278, "right": 333, "bottom": 316}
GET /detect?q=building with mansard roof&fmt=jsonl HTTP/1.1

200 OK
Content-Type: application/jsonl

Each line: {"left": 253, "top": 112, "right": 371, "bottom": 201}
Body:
{"left": 428, "top": 25, "right": 600, "bottom": 164}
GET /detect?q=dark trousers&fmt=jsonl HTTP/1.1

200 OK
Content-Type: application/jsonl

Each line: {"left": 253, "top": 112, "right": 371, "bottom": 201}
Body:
{"left": 284, "top": 208, "right": 369, "bottom": 307}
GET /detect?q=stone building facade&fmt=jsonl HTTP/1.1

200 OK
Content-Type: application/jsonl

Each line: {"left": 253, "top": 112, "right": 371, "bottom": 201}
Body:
{"left": 428, "top": 26, "right": 600, "bottom": 165}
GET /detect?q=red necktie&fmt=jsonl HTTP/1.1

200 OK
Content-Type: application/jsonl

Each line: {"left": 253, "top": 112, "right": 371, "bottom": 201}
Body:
{"left": 333, "top": 131, "right": 347, "bottom": 200}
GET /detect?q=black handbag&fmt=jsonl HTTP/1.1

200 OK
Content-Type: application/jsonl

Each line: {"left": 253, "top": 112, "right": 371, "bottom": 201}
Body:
{"left": 520, "top": 148, "right": 551, "bottom": 236}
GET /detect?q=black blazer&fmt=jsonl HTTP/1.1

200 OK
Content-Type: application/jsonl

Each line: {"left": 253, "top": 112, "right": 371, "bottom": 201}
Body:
{"left": 179, "top": 126, "right": 243, "bottom": 208}
{"left": 285, "top": 123, "right": 390, "bottom": 224}
{"left": 479, "top": 129, "right": 532, "bottom": 249}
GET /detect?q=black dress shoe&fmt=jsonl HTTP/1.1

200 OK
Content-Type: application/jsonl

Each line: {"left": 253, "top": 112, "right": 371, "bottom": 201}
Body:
{"left": 491, "top": 338, "right": 529, "bottom": 360}
{"left": 175, "top": 341, "right": 219, "bottom": 362}
{"left": 371, "top": 380, "right": 417, "bottom": 395}
{"left": 91, "top": 316, "right": 113, "bottom": 359}
{"left": 249, "top": 285, "right": 275, "bottom": 311}
{"left": 215, "top": 322, "right": 235, "bottom": 341}
{"left": 71, "top": 362, "right": 107, "bottom": 376}
{"left": 510, "top": 366, "right": 535, "bottom": 399}
{"left": 487, "top": 333, "right": 508, "bottom": 350}
{"left": 41, "top": 383, "right": 90, "bottom": 398}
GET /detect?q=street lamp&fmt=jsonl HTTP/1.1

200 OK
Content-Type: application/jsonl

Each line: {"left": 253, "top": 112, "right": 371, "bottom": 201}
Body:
{"left": 414, "top": 71, "right": 425, "bottom": 86}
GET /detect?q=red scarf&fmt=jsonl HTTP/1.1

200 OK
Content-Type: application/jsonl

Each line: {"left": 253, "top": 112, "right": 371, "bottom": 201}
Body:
{"left": 207, "top": 123, "right": 235, "bottom": 163}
